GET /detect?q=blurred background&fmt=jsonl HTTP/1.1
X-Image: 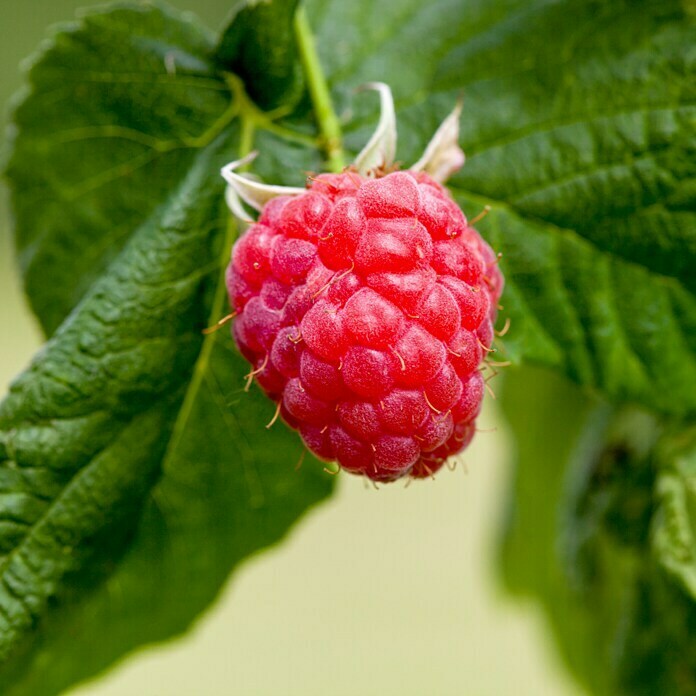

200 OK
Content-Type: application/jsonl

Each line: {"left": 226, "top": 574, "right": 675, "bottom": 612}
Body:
{"left": 0, "top": 2, "right": 585, "bottom": 695}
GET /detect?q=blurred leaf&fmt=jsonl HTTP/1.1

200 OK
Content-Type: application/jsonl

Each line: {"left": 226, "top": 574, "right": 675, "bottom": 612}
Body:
{"left": 2, "top": 4, "right": 331, "bottom": 695}
{"left": 500, "top": 368, "right": 696, "bottom": 696}
{"left": 498, "top": 367, "right": 607, "bottom": 690}
{"left": 308, "top": 0, "right": 696, "bottom": 418}
{"left": 653, "top": 429, "right": 696, "bottom": 599}
{"left": 216, "top": 0, "right": 302, "bottom": 109}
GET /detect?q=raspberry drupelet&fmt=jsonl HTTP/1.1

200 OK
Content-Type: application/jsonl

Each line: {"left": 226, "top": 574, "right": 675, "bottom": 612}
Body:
{"left": 222, "top": 85, "right": 504, "bottom": 482}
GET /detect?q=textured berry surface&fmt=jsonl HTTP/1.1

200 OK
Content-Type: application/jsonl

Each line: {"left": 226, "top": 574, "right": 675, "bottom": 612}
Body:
{"left": 226, "top": 169, "right": 503, "bottom": 481}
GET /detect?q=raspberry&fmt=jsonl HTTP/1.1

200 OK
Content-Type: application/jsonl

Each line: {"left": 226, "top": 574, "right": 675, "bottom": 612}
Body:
{"left": 224, "top": 169, "right": 503, "bottom": 481}
{"left": 220, "top": 84, "right": 504, "bottom": 481}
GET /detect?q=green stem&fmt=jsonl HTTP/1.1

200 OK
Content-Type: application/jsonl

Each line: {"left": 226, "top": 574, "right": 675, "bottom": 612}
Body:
{"left": 294, "top": 7, "right": 345, "bottom": 172}
{"left": 238, "top": 116, "right": 256, "bottom": 165}
{"left": 199, "top": 112, "right": 256, "bottom": 367}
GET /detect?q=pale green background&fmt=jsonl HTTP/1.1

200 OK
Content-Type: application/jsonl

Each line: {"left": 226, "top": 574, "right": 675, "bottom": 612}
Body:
{"left": 0, "top": 2, "right": 585, "bottom": 694}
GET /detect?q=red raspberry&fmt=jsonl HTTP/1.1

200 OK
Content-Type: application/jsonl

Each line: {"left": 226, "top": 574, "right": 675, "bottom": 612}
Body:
{"left": 226, "top": 170, "right": 503, "bottom": 482}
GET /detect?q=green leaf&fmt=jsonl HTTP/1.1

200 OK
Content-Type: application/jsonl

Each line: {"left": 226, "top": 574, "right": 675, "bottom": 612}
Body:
{"left": 499, "top": 368, "right": 696, "bottom": 696}
{"left": 7, "top": 3, "right": 231, "bottom": 337}
{"left": 216, "top": 0, "right": 302, "bottom": 109}
{"left": 2, "top": 4, "right": 331, "bottom": 694}
{"left": 309, "top": 0, "right": 696, "bottom": 418}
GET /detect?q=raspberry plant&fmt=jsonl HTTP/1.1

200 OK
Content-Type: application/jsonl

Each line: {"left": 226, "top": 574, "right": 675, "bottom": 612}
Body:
{"left": 0, "top": 1, "right": 694, "bottom": 694}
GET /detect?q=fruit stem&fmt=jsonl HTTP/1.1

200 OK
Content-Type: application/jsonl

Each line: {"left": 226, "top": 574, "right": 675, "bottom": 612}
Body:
{"left": 294, "top": 7, "right": 346, "bottom": 173}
